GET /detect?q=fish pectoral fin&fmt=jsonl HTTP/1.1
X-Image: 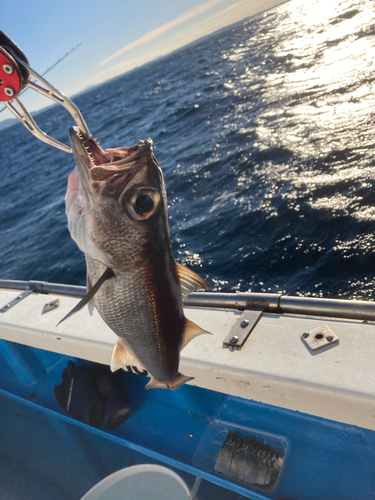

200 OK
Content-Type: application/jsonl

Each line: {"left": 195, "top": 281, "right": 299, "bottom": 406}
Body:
{"left": 176, "top": 263, "right": 211, "bottom": 301}
{"left": 56, "top": 267, "right": 114, "bottom": 327}
{"left": 86, "top": 271, "right": 95, "bottom": 316}
{"left": 111, "top": 338, "right": 146, "bottom": 373}
{"left": 181, "top": 318, "right": 212, "bottom": 350}
{"left": 145, "top": 373, "right": 194, "bottom": 390}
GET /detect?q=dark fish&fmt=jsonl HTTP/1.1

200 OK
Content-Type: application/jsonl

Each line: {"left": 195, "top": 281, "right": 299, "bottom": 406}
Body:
{"left": 215, "top": 432, "right": 284, "bottom": 488}
{"left": 215, "top": 431, "right": 241, "bottom": 476}
{"left": 61, "top": 127, "right": 210, "bottom": 389}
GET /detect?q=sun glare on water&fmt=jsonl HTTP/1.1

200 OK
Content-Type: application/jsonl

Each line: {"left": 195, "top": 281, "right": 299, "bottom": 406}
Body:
{"left": 186, "top": 0, "right": 375, "bottom": 297}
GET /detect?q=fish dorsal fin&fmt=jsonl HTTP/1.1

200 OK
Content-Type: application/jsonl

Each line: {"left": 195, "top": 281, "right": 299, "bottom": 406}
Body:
{"left": 176, "top": 263, "right": 211, "bottom": 300}
{"left": 181, "top": 317, "right": 211, "bottom": 351}
{"left": 86, "top": 271, "right": 95, "bottom": 316}
{"left": 57, "top": 268, "right": 114, "bottom": 326}
{"left": 111, "top": 337, "right": 146, "bottom": 373}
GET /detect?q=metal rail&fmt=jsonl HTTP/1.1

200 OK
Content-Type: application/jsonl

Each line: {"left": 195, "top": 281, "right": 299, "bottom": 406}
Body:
{"left": 184, "top": 292, "right": 375, "bottom": 321}
{"left": 0, "top": 279, "right": 374, "bottom": 321}
{"left": 0, "top": 279, "right": 85, "bottom": 298}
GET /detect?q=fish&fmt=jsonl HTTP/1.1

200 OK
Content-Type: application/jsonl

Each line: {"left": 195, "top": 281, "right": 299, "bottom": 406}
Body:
{"left": 214, "top": 432, "right": 284, "bottom": 488}
{"left": 60, "top": 126, "right": 211, "bottom": 389}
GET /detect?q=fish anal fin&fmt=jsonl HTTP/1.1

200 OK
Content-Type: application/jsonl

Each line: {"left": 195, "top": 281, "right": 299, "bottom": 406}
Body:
{"left": 145, "top": 373, "right": 194, "bottom": 390}
{"left": 176, "top": 263, "right": 211, "bottom": 301}
{"left": 111, "top": 338, "right": 145, "bottom": 373}
{"left": 181, "top": 317, "right": 211, "bottom": 351}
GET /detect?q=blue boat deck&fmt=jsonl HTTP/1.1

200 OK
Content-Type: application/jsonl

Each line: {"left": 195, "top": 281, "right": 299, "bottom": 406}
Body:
{"left": 1, "top": 339, "right": 374, "bottom": 499}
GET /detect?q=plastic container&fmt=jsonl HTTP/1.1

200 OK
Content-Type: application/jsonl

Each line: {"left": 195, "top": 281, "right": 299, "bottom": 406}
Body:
{"left": 192, "top": 420, "right": 289, "bottom": 493}
{"left": 80, "top": 464, "right": 191, "bottom": 500}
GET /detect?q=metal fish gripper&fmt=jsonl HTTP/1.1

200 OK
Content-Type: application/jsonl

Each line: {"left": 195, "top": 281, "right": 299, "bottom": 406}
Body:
{"left": 0, "top": 30, "right": 91, "bottom": 153}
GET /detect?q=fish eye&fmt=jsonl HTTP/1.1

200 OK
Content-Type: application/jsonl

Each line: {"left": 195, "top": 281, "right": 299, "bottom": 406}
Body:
{"left": 127, "top": 188, "right": 162, "bottom": 221}
{"left": 134, "top": 193, "right": 155, "bottom": 215}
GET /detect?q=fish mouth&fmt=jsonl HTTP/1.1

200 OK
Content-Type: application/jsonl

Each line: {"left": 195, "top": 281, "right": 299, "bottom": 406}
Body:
{"left": 69, "top": 126, "right": 153, "bottom": 176}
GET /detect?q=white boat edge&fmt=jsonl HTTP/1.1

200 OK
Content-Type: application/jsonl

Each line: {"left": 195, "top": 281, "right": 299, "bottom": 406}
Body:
{"left": 0, "top": 283, "right": 374, "bottom": 431}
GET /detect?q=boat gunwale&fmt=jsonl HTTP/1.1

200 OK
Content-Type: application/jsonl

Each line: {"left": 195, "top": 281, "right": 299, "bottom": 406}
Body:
{"left": 0, "top": 278, "right": 374, "bottom": 321}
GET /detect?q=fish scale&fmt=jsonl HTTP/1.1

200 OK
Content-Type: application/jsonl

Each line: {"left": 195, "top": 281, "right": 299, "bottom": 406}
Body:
{"left": 88, "top": 258, "right": 181, "bottom": 380}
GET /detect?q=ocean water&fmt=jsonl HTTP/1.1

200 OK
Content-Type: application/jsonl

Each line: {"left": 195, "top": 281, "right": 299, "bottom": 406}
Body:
{"left": 1, "top": 0, "right": 375, "bottom": 299}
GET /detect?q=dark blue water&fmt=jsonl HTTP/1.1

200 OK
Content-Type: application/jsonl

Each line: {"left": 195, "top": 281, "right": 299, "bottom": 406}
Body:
{"left": 1, "top": 0, "right": 375, "bottom": 299}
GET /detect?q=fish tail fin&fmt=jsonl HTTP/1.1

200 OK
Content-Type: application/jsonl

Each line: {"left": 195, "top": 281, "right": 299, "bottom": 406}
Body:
{"left": 145, "top": 373, "right": 194, "bottom": 390}
{"left": 181, "top": 317, "right": 211, "bottom": 350}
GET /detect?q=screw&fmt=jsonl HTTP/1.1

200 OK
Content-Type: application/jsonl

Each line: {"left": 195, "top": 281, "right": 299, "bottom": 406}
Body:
{"left": 4, "top": 87, "right": 15, "bottom": 97}
{"left": 189, "top": 432, "right": 194, "bottom": 437}
{"left": 241, "top": 319, "right": 249, "bottom": 328}
{"left": 302, "top": 332, "right": 309, "bottom": 338}
{"left": 326, "top": 335, "right": 333, "bottom": 342}
{"left": 230, "top": 336, "right": 239, "bottom": 344}
{"left": 3, "top": 63, "right": 14, "bottom": 75}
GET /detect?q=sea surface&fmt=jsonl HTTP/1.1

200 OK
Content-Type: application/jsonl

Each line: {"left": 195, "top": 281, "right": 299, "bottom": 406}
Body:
{"left": 1, "top": 0, "right": 375, "bottom": 299}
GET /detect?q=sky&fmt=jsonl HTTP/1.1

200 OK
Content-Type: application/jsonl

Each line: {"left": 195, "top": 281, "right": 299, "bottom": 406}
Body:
{"left": 1, "top": 0, "right": 285, "bottom": 123}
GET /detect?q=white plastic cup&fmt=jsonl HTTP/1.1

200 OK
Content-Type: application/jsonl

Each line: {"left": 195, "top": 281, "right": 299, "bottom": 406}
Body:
{"left": 80, "top": 464, "right": 191, "bottom": 500}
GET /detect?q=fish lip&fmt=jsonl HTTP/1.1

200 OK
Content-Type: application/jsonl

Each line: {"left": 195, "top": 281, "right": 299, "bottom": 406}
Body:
{"left": 69, "top": 126, "right": 154, "bottom": 174}
{"left": 69, "top": 126, "right": 110, "bottom": 172}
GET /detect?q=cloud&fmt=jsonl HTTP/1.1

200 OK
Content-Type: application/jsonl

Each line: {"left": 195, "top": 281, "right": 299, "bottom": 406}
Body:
{"left": 83, "top": 54, "right": 157, "bottom": 88}
{"left": 191, "top": 0, "right": 283, "bottom": 36}
{"left": 82, "top": 0, "right": 285, "bottom": 93}
{"left": 206, "top": 0, "right": 258, "bottom": 23}
{"left": 99, "top": 0, "right": 227, "bottom": 66}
